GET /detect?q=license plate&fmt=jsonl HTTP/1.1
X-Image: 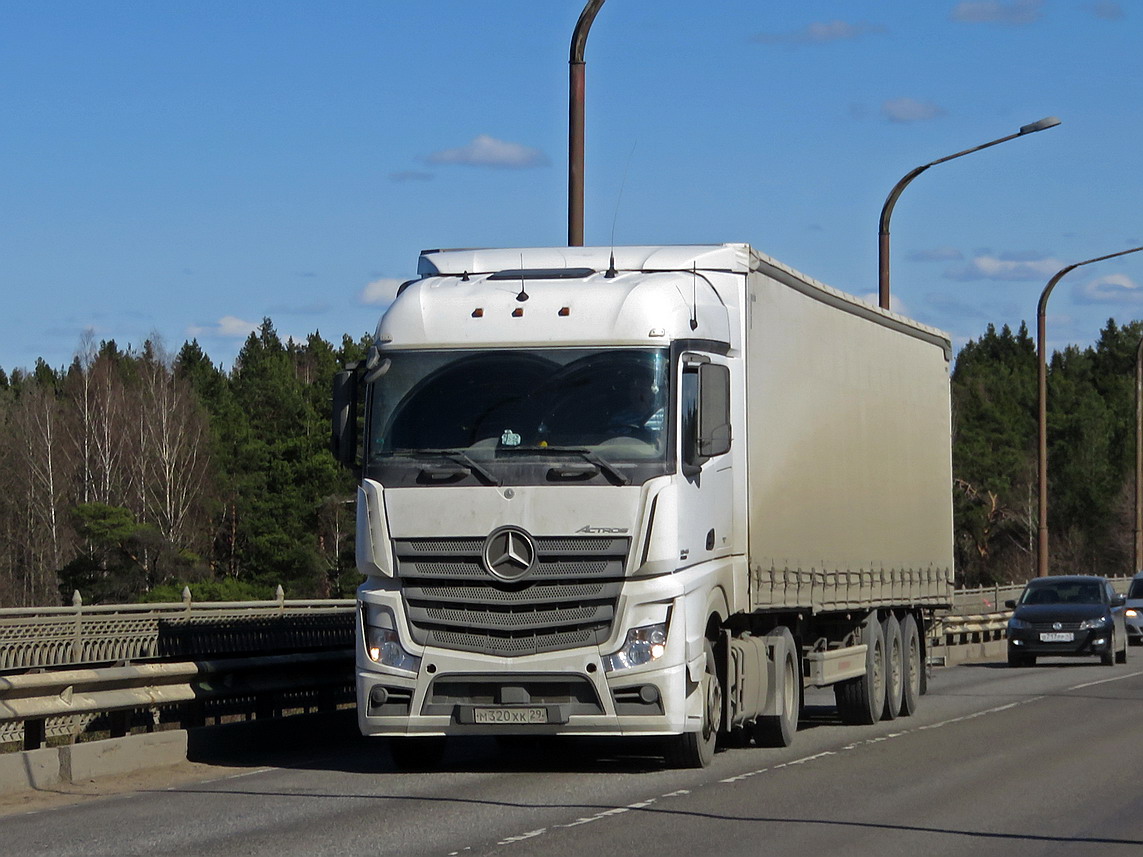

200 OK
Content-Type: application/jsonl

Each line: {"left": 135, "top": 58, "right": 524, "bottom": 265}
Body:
{"left": 1039, "top": 632, "right": 1074, "bottom": 642}
{"left": 473, "top": 707, "right": 548, "bottom": 724}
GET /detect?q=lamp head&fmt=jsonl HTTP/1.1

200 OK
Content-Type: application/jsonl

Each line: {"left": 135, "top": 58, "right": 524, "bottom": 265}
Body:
{"left": 1019, "top": 116, "right": 1061, "bottom": 135}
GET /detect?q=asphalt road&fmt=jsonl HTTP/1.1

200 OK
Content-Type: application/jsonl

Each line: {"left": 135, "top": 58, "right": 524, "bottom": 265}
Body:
{"left": 5, "top": 656, "right": 1143, "bottom": 857}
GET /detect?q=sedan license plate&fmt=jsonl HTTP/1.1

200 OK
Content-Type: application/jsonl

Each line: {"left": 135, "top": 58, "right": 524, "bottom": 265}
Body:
{"left": 1039, "top": 631, "right": 1074, "bottom": 642}
{"left": 473, "top": 707, "right": 548, "bottom": 725}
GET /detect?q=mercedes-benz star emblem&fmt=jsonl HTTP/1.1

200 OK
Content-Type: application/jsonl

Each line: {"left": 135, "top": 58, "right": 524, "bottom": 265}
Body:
{"left": 482, "top": 526, "right": 537, "bottom": 582}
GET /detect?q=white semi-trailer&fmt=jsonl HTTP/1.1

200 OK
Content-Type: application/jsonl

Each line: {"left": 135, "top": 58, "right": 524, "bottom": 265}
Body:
{"left": 331, "top": 243, "right": 954, "bottom": 768}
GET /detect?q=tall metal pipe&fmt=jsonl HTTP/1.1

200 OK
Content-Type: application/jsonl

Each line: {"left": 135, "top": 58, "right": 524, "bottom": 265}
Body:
{"left": 1036, "top": 245, "right": 1143, "bottom": 576}
{"left": 1135, "top": 335, "right": 1143, "bottom": 572}
{"left": 878, "top": 117, "right": 1060, "bottom": 311}
{"left": 568, "top": 0, "right": 605, "bottom": 247}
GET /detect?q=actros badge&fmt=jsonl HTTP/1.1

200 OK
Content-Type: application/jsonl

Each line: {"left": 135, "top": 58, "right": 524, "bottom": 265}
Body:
{"left": 482, "top": 526, "right": 537, "bottom": 582}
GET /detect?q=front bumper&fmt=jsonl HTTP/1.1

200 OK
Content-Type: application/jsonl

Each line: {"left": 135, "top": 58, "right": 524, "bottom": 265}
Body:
{"left": 356, "top": 647, "right": 690, "bottom": 737}
{"left": 1007, "top": 627, "right": 1113, "bottom": 659}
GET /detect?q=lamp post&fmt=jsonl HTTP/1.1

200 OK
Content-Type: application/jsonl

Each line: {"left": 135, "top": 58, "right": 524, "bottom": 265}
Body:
{"left": 568, "top": 0, "right": 606, "bottom": 247}
{"left": 878, "top": 116, "right": 1060, "bottom": 311}
{"left": 1036, "top": 246, "right": 1143, "bottom": 577}
{"left": 1135, "top": 334, "right": 1143, "bottom": 572}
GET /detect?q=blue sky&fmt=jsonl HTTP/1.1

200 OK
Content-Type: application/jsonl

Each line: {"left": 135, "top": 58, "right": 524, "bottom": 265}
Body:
{"left": 2, "top": 0, "right": 1141, "bottom": 373}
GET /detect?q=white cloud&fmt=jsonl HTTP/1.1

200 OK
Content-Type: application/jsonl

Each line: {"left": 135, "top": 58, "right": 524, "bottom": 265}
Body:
{"left": 1086, "top": 1, "right": 1125, "bottom": 20}
{"left": 908, "top": 247, "right": 964, "bottom": 263}
{"left": 423, "top": 134, "right": 549, "bottom": 169}
{"left": 360, "top": 277, "right": 404, "bottom": 306}
{"left": 950, "top": 0, "right": 1043, "bottom": 25}
{"left": 753, "top": 20, "right": 886, "bottom": 44}
{"left": 881, "top": 97, "right": 946, "bottom": 123}
{"left": 858, "top": 292, "right": 911, "bottom": 316}
{"left": 945, "top": 254, "right": 1064, "bottom": 281}
{"left": 1075, "top": 273, "right": 1143, "bottom": 303}
{"left": 186, "top": 315, "right": 259, "bottom": 339}
{"left": 389, "top": 170, "right": 434, "bottom": 182}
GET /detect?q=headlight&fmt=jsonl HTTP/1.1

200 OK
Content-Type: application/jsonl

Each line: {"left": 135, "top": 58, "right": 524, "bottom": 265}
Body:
{"left": 602, "top": 620, "right": 669, "bottom": 672}
{"left": 1126, "top": 608, "right": 1139, "bottom": 618}
{"left": 1008, "top": 617, "right": 1032, "bottom": 630}
{"left": 1079, "top": 616, "right": 1110, "bottom": 630}
{"left": 363, "top": 606, "right": 420, "bottom": 673}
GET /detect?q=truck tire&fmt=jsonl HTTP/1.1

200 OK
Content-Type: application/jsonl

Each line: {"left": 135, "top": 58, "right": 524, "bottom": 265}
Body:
{"left": 880, "top": 614, "right": 903, "bottom": 721}
{"left": 834, "top": 614, "right": 885, "bottom": 726}
{"left": 898, "top": 613, "right": 922, "bottom": 717}
{"left": 388, "top": 736, "right": 447, "bottom": 771}
{"left": 753, "top": 627, "right": 800, "bottom": 748}
{"left": 666, "top": 641, "right": 721, "bottom": 768}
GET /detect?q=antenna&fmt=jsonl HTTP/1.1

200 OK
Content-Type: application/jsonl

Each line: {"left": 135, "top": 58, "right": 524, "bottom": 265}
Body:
{"left": 690, "top": 264, "right": 698, "bottom": 330}
{"left": 605, "top": 141, "right": 637, "bottom": 279}
{"left": 516, "top": 254, "right": 529, "bottom": 302}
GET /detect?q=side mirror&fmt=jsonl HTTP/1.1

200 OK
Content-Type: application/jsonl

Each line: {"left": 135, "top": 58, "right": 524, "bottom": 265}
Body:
{"left": 1111, "top": 593, "right": 1127, "bottom": 608}
{"left": 697, "top": 363, "right": 732, "bottom": 459}
{"left": 331, "top": 364, "right": 361, "bottom": 469}
{"left": 1004, "top": 599, "right": 1017, "bottom": 609}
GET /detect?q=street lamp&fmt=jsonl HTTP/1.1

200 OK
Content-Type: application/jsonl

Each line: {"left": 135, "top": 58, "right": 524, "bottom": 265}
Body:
{"left": 568, "top": 0, "right": 606, "bottom": 247}
{"left": 1036, "top": 246, "right": 1143, "bottom": 576}
{"left": 878, "top": 116, "right": 1061, "bottom": 311}
{"left": 1136, "top": 334, "right": 1143, "bottom": 572}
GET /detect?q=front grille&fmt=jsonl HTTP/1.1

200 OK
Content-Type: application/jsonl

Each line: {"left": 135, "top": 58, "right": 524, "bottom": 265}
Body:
{"left": 1028, "top": 622, "right": 1084, "bottom": 632}
{"left": 395, "top": 536, "right": 628, "bottom": 656}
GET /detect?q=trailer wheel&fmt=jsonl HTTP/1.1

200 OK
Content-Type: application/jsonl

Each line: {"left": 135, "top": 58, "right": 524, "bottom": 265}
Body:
{"left": 666, "top": 641, "right": 721, "bottom": 768}
{"left": 898, "top": 613, "right": 922, "bottom": 717}
{"left": 834, "top": 614, "right": 885, "bottom": 726}
{"left": 880, "top": 614, "right": 903, "bottom": 721}
{"left": 388, "top": 736, "right": 447, "bottom": 771}
{"left": 753, "top": 627, "right": 800, "bottom": 748}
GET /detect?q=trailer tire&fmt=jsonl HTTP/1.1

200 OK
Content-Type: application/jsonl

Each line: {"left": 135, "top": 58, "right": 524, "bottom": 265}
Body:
{"left": 834, "top": 614, "right": 885, "bottom": 726}
{"left": 666, "top": 641, "right": 721, "bottom": 769}
{"left": 388, "top": 736, "right": 447, "bottom": 771}
{"left": 898, "top": 613, "right": 922, "bottom": 717}
{"left": 753, "top": 628, "right": 800, "bottom": 748}
{"left": 880, "top": 614, "right": 903, "bottom": 721}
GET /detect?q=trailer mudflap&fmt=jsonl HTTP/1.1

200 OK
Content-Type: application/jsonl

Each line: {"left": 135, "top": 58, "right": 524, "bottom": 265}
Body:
{"left": 804, "top": 644, "right": 868, "bottom": 687}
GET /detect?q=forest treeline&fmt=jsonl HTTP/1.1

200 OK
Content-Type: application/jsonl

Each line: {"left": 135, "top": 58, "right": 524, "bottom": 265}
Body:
{"left": 0, "top": 321, "right": 368, "bottom": 607}
{"left": 1, "top": 317, "right": 1140, "bottom": 607}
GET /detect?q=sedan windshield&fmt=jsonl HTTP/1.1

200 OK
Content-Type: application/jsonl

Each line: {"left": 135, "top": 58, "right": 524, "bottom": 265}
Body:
{"left": 365, "top": 348, "right": 670, "bottom": 484}
{"left": 1020, "top": 580, "right": 1104, "bottom": 605}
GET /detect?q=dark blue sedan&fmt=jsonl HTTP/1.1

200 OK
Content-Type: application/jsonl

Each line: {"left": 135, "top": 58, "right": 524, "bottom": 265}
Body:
{"left": 1006, "top": 575, "right": 1128, "bottom": 667}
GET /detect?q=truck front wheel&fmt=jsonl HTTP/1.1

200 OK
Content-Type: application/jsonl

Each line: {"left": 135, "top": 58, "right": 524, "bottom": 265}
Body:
{"left": 666, "top": 641, "right": 721, "bottom": 768}
{"left": 753, "top": 627, "right": 800, "bottom": 748}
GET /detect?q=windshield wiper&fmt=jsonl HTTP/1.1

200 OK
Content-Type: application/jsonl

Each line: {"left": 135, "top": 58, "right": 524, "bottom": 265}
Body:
{"left": 408, "top": 449, "right": 501, "bottom": 486}
{"left": 507, "top": 446, "right": 629, "bottom": 486}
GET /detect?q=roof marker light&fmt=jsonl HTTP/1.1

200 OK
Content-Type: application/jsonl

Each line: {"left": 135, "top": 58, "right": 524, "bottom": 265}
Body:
{"left": 512, "top": 308, "right": 524, "bottom": 318}
{"left": 472, "top": 308, "right": 484, "bottom": 318}
{"left": 559, "top": 307, "right": 571, "bottom": 317}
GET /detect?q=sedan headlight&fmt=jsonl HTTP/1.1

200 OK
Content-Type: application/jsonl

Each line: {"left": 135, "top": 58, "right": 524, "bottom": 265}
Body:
{"left": 363, "top": 606, "right": 420, "bottom": 673}
{"left": 602, "top": 620, "right": 670, "bottom": 672}
{"left": 1126, "top": 608, "right": 1139, "bottom": 618}
{"left": 1079, "top": 616, "right": 1110, "bottom": 630}
{"left": 1008, "top": 617, "right": 1032, "bottom": 630}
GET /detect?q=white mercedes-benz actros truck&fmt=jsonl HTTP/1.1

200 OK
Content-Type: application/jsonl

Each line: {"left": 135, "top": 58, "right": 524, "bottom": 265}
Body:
{"left": 331, "top": 243, "right": 954, "bottom": 769}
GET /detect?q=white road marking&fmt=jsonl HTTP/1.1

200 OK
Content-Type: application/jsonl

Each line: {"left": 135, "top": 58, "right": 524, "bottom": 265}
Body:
{"left": 1068, "top": 669, "right": 1143, "bottom": 691}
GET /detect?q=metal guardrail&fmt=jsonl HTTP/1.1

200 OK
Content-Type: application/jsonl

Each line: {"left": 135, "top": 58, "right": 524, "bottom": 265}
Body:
{"left": 1, "top": 650, "right": 355, "bottom": 751}
{"left": 0, "top": 595, "right": 355, "bottom": 672}
{"left": 1, "top": 575, "right": 1133, "bottom": 754}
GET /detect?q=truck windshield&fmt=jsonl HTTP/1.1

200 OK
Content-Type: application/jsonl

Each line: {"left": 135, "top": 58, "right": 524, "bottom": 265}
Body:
{"left": 365, "top": 348, "right": 670, "bottom": 484}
